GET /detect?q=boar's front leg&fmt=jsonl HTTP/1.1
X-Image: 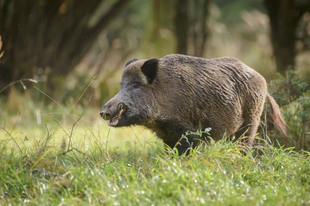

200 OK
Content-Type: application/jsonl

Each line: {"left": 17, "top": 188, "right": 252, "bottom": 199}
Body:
{"left": 165, "top": 135, "right": 202, "bottom": 156}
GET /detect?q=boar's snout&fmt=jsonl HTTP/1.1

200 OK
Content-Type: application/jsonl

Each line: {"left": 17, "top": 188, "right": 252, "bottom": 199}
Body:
{"left": 100, "top": 108, "right": 112, "bottom": 120}
{"left": 100, "top": 101, "right": 127, "bottom": 127}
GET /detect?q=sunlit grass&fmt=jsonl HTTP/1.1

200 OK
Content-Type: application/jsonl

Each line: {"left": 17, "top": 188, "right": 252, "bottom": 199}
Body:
{"left": 1, "top": 118, "right": 310, "bottom": 205}
{"left": 1, "top": 101, "right": 310, "bottom": 205}
{"left": 0, "top": 117, "right": 157, "bottom": 153}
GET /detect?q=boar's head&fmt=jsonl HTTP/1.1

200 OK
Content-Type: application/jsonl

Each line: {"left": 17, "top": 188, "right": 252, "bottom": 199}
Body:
{"left": 100, "top": 58, "right": 160, "bottom": 127}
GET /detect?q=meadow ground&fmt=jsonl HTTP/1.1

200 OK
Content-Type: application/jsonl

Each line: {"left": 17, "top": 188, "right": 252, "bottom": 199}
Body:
{"left": 0, "top": 106, "right": 310, "bottom": 206}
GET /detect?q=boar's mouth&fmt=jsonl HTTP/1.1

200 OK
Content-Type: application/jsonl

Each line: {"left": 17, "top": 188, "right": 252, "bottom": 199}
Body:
{"left": 107, "top": 104, "right": 126, "bottom": 127}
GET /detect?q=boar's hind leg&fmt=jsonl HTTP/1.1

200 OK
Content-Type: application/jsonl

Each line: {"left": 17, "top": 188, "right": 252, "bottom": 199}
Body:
{"left": 235, "top": 117, "right": 261, "bottom": 147}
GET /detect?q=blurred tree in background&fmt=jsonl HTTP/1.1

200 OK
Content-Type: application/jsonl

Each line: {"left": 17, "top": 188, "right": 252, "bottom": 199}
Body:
{"left": 174, "top": 0, "right": 210, "bottom": 56}
{"left": 0, "top": 0, "right": 131, "bottom": 92}
{"left": 264, "top": 0, "right": 310, "bottom": 74}
{"left": 174, "top": 0, "right": 189, "bottom": 54}
{"left": 0, "top": 0, "right": 310, "bottom": 97}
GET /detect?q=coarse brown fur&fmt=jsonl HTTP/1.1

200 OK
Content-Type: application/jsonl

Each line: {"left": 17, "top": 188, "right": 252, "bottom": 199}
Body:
{"left": 100, "top": 54, "right": 287, "bottom": 155}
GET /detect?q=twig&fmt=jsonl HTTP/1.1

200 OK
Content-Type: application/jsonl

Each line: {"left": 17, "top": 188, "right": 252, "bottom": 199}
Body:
{"left": 54, "top": 119, "right": 70, "bottom": 138}
{"left": 34, "top": 75, "right": 97, "bottom": 126}
{"left": 60, "top": 148, "right": 91, "bottom": 159}
{"left": 67, "top": 93, "right": 93, "bottom": 151}
{"left": 34, "top": 86, "right": 76, "bottom": 120}
{"left": 1, "top": 127, "right": 22, "bottom": 154}
{"left": 69, "top": 75, "right": 97, "bottom": 112}
{"left": 0, "top": 35, "right": 3, "bottom": 59}
{"left": 88, "top": 128, "right": 104, "bottom": 156}
{"left": 0, "top": 79, "right": 38, "bottom": 94}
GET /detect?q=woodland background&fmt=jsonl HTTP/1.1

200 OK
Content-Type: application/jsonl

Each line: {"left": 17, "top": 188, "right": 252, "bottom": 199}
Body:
{"left": 1, "top": 1, "right": 310, "bottom": 204}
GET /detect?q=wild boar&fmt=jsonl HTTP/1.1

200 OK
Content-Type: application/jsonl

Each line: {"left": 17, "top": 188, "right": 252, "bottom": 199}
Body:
{"left": 100, "top": 54, "right": 286, "bottom": 155}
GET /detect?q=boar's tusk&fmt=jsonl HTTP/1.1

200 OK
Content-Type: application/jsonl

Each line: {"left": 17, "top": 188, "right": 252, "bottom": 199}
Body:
{"left": 117, "top": 109, "right": 124, "bottom": 118}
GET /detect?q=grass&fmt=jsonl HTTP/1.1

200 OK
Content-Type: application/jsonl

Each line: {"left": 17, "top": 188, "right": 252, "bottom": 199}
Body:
{"left": 1, "top": 115, "right": 310, "bottom": 206}
{"left": 0, "top": 93, "right": 310, "bottom": 205}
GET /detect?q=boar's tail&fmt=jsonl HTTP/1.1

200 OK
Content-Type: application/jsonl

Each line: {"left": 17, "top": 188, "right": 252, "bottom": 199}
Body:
{"left": 266, "top": 93, "right": 287, "bottom": 137}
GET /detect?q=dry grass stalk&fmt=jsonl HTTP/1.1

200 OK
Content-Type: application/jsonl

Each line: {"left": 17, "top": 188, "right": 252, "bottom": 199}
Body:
{"left": 0, "top": 35, "right": 3, "bottom": 59}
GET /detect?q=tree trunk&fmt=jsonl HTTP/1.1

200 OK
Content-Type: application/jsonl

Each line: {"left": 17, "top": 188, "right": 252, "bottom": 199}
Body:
{"left": 264, "top": 0, "right": 309, "bottom": 74}
{"left": 174, "top": 0, "right": 189, "bottom": 54}
{"left": 0, "top": 0, "right": 131, "bottom": 92}
{"left": 192, "top": 0, "right": 209, "bottom": 57}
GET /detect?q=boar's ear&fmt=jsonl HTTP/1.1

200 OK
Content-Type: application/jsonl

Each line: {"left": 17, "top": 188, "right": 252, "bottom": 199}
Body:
{"left": 125, "top": 58, "right": 138, "bottom": 67}
{"left": 141, "top": 59, "right": 159, "bottom": 84}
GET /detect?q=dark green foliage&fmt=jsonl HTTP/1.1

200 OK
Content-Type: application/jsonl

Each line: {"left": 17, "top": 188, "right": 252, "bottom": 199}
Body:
{"left": 268, "top": 71, "right": 310, "bottom": 150}
{"left": 214, "top": 0, "right": 264, "bottom": 25}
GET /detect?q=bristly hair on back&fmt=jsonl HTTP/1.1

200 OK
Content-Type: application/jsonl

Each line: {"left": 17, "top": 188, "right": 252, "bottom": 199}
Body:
{"left": 125, "top": 59, "right": 138, "bottom": 67}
